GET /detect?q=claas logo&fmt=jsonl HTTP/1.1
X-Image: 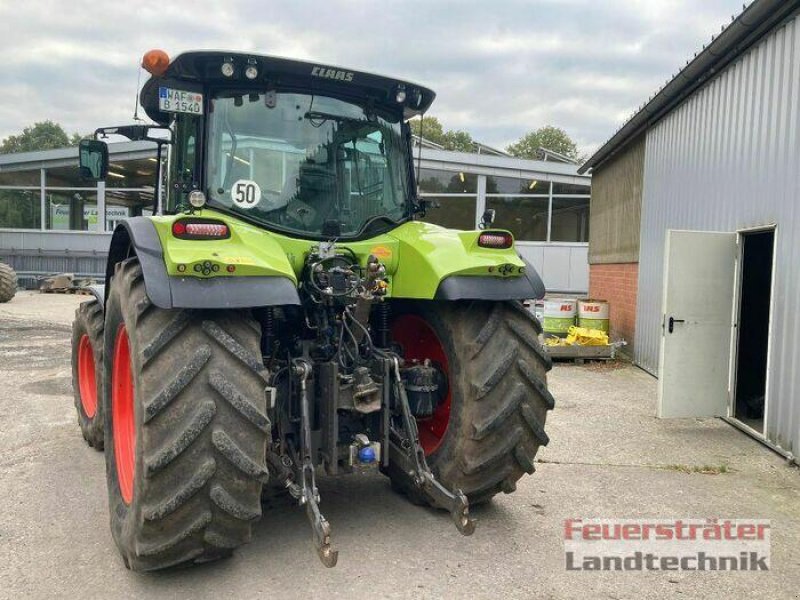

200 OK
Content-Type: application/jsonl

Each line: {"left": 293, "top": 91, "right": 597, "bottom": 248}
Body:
{"left": 311, "top": 66, "right": 354, "bottom": 82}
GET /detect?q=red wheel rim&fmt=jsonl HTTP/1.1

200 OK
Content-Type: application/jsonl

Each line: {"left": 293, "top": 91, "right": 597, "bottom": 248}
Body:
{"left": 77, "top": 334, "right": 97, "bottom": 418}
{"left": 112, "top": 325, "right": 136, "bottom": 505}
{"left": 391, "top": 314, "right": 451, "bottom": 456}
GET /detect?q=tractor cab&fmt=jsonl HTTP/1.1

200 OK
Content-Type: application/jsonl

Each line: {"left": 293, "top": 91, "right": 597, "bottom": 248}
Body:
{"left": 84, "top": 50, "right": 435, "bottom": 240}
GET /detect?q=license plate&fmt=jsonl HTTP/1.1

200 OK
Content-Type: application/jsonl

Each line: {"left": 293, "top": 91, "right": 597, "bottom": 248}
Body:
{"left": 158, "top": 87, "right": 203, "bottom": 115}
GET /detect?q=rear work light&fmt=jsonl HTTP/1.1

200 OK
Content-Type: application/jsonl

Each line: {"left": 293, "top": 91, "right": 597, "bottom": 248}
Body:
{"left": 172, "top": 219, "right": 230, "bottom": 240}
{"left": 477, "top": 231, "right": 513, "bottom": 249}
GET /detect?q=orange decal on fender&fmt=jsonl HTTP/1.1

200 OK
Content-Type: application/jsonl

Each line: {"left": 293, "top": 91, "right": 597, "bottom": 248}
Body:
{"left": 370, "top": 245, "right": 392, "bottom": 260}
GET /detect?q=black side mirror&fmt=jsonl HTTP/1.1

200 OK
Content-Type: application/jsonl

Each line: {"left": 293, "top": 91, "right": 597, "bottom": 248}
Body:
{"left": 78, "top": 139, "right": 109, "bottom": 181}
{"left": 479, "top": 208, "right": 496, "bottom": 230}
{"left": 413, "top": 197, "right": 441, "bottom": 218}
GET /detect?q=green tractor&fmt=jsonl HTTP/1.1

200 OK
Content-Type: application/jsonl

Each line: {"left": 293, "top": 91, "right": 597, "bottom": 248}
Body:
{"left": 71, "top": 49, "right": 553, "bottom": 571}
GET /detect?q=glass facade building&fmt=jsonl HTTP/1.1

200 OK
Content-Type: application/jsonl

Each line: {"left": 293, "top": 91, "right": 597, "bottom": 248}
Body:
{"left": 418, "top": 169, "right": 590, "bottom": 243}
{"left": 0, "top": 142, "right": 156, "bottom": 233}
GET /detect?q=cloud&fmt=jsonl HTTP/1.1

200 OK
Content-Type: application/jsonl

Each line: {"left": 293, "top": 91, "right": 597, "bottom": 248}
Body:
{"left": 0, "top": 0, "right": 745, "bottom": 154}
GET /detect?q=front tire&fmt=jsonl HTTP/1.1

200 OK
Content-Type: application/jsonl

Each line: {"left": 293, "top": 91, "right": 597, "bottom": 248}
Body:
{"left": 103, "top": 258, "right": 271, "bottom": 571}
{"left": 71, "top": 299, "right": 105, "bottom": 449}
{"left": 389, "top": 301, "right": 554, "bottom": 504}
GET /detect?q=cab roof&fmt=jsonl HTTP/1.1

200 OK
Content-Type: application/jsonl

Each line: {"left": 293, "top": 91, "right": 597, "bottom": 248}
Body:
{"left": 140, "top": 50, "right": 436, "bottom": 124}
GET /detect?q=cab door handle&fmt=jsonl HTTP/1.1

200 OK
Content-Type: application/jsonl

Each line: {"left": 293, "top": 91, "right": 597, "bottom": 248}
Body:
{"left": 668, "top": 316, "right": 685, "bottom": 334}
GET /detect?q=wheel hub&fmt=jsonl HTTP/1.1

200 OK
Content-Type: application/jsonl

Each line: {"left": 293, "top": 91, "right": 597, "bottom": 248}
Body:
{"left": 390, "top": 314, "right": 451, "bottom": 455}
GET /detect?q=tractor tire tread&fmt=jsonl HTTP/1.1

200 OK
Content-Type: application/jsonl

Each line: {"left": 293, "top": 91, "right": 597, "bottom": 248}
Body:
{"left": 104, "top": 258, "right": 268, "bottom": 572}
{"left": 0, "top": 262, "right": 17, "bottom": 303}
{"left": 388, "top": 300, "right": 553, "bottom": 506}
{"left": 211, "top": 429, "right": 270, "bottom": 481}
{"left": 144, "top": 402, "right": 217, "bottom": 476}
{"left": 143, "top": 458, "right": 217, "bottom": 522}
{"left": 210, "top": 484, "right": 262, "bottom": 521}
{"left": 143, "top": 346, "right": 212, "bottom": 423}
{"left": 209, "top": 371, "right": 271, "bottom": 434}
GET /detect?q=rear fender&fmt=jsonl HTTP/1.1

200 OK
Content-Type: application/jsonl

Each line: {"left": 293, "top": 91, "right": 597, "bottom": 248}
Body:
{"left": 388, "top": 221, "right": 546, "bottom": 301}
{"left": 434, "top": 256, "right": 545, "bottom": 300}
{"left": 105, "top": 217, "right": 300, "bottom": 309}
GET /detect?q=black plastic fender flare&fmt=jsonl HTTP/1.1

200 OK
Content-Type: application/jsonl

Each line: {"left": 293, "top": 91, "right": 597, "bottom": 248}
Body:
{"left": 105, "top": 218, "right": 301, "bottom": 310}
{"left": 434, "top": 256, "right": 546, "bottom": 301}
{"left": 85, "top": 284, "right": 106, "bottom": 308}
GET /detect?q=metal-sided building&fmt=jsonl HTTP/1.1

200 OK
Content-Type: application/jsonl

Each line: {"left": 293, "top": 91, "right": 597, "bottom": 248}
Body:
{"left": 582, "top": 0, "right": 800, "bottom": 457}
{"left": 0, "top": 142, "right": 591, "bottom": 293}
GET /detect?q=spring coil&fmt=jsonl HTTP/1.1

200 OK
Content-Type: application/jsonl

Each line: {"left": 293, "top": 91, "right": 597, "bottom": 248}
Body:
{"left": 261, "top": 307, "right": 276, "bottom": 360}
{"left": 264, "top": 307, "right": 275, "bottom": 339}
{"left": 375, "top": 303, "right": 390, "bottom": 348}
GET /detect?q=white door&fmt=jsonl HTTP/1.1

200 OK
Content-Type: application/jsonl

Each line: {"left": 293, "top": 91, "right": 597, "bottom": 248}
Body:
{"left": 658, "top": 230, "right": 737, "bottom": 418}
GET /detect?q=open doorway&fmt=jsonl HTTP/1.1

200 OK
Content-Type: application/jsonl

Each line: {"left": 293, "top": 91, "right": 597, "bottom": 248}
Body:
{"left": 732, "top": 229, "right": 775, "bottom": 434}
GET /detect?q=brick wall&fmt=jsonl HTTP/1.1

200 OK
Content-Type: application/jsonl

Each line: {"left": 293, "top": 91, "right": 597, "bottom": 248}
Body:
{"left": 589, "top": 263, "right": 638, "bottom": 351}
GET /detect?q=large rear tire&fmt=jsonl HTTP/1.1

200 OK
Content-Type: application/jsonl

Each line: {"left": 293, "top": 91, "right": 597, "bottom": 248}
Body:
{"left": 0, "top": 262, "right": 17, "bottom": 303}
{"left": 103, "top": 258, "right": 271, "bottom": 571}
{"left": 388, "top": 300, "right": 553, "bottom": 504}
{"left": 71, "top": 299, "right": 105, "bottom": 449}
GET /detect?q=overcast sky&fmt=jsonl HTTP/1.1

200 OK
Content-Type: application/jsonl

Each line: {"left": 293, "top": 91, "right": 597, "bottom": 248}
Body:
{"left": 0, "top": 0, "right": 746, "bottom": 155}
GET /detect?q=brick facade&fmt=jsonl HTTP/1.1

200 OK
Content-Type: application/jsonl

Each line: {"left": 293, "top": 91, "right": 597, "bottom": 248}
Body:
{"left": 588, "top": 263, "right": 638, "bottom": 351}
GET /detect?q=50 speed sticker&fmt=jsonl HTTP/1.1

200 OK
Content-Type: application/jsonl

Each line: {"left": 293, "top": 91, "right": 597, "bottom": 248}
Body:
{"left": 232, "top": 179, "right": 261, "bottom": 209}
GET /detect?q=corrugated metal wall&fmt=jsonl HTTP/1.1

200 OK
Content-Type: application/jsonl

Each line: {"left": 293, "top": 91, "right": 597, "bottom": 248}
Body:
{"left": 637, "top": 14, "right": 800, "bottom": 453}
{"left": 0, "top": 231, "right": 110, "bottom": 288}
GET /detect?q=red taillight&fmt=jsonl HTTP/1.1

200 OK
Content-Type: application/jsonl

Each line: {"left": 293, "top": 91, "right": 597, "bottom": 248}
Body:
{"left": 478, "top": 231, "right": 513, "bottom": 249}
{"left": 172, "top": 221, "right": 186, "bottom": 236}
{"left": 172, "top": 220, "right": 229, "bottom": 239}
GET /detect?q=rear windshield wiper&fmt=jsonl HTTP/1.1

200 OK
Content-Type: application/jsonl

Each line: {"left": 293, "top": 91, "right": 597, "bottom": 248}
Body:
{"left": 304, "top": 111, "right": 375, "bottom": 125}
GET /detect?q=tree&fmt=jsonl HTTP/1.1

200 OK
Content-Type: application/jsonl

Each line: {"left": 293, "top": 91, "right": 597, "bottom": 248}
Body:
{"left": 410, "top": 115, "right": 445, "bottom": 146}
{"left": 441, "top": 130, "right": 475, "bottom": 153}
{"left": 506, "top": 126, "right": 580, "bottom": 161}
{"left": 0, "top": 189, "right": 40, "bottom": 228}
{"left": 409, "top": 116, "right": 475, "bottom": 153}
{"left": 0, "top": 121, "right": 83, "bottom": 154}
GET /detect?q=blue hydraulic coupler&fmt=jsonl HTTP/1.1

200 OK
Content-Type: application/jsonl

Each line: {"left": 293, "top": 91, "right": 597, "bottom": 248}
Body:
{"left": 358, "top": 446, "right": 376, "bottom": 464}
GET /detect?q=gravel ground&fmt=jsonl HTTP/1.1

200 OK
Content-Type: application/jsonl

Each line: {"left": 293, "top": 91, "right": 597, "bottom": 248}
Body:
{"left": 1, "top": 291, "right": 799, "bottom": 599}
